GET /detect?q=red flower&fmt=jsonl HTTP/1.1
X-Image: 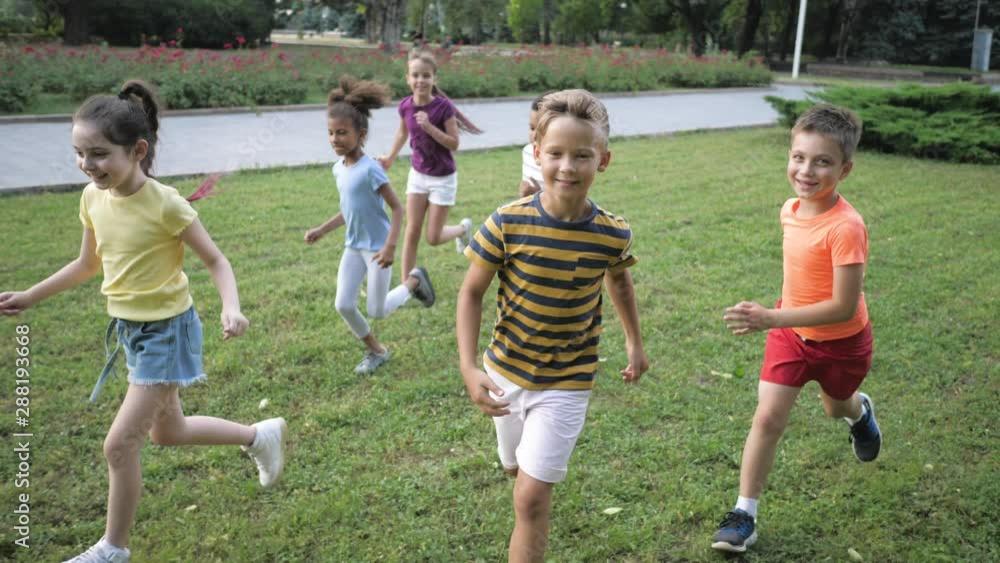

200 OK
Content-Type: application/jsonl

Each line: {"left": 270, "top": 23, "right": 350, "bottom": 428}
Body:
{"left": 224, "top": 43, "right": 233, "bottom": 49}
{"left": 236, "top": 36, "right": 246, "bottom": 45}
{"left": 168, "top": 40, "right": 176, "bottom": 47}
{"left": 22, "top": 46, "right": 34, "bottom": 53}
{"left": 177, "top": 27, "right": 183, "bottom": 34}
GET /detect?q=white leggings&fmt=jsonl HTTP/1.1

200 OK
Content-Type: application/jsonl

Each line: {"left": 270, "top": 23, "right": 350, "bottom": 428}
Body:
{"left": 335, "top": 248, "right": 411, "bottom": 339}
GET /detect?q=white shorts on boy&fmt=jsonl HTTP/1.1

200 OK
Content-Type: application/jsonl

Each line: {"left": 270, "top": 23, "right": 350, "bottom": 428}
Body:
{"left": 486, "top": 365, "right": 592, "bottom": 483}
{"left": 406, "top": 168, "right": 458, "bottom": 206}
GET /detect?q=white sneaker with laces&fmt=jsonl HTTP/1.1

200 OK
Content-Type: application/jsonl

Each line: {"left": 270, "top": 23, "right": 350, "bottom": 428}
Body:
{"left": 63, "top": 537, "right": 130, "bottom": 563}
{"left": 242, "top": 417, "right": 287, "bottom": 487}
{"left": 456, "top": 218, "right": 473, "bottom": 253}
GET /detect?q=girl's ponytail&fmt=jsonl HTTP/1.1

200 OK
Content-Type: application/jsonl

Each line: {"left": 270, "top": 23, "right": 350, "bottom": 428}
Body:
{"left": 117, "top": 79, "right": 160, "bottom": 175}
{"left": 327, "top": 75, "right": 392, "bottom": 139}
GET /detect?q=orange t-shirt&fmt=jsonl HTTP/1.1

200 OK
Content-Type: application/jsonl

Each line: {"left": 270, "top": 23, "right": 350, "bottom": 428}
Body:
{"left": 781, "top": 196, "right": 869, "bottom": 341}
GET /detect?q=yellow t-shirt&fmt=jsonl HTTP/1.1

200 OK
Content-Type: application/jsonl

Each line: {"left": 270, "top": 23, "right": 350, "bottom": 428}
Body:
{"left": 79, "top": 179, "right": 197, "bottom": 322}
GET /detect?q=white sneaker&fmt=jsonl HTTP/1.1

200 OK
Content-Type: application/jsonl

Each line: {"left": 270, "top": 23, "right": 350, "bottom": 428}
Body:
{"left": 354, "top": 348, "right": 391, "bottom": 374}
{"left": 455, "top": 218, "right": 473, "bottom": 253}
{"left": 63, "top": 537, "right": 130, "bottom": 563}
{"left": 242, "top": 417, "right": 287, "bottom": 487}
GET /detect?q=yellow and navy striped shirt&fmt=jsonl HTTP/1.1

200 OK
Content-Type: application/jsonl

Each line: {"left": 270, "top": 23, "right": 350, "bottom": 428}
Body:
{"left": 464, "top": 194, "right": 637, "bottom": 391}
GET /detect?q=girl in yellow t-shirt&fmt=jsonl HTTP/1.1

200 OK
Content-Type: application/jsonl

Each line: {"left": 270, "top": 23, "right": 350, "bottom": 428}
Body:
{"left": 0, "top": 80, "right": 286, "bottom": 563}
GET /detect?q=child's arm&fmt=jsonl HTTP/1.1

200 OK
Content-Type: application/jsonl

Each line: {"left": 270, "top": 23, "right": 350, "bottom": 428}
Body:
{"left": 0, "top": 227, "right": 101, "bottom": 315}
{"left": 456, "top": 262, "right": 511, "bottom": 416}
{"left": 415, "top": 114, "right": 460, "bottom": 152}
{"left": 605, "top": 267, "right": 649, "bottom": 383}
{"left": 725, "top": 263, "right": 865, "bottom": 334}
{"left": 372, "top": 183, "right": 402, "bottom": 268}
{"left": 180, "top": 219, "right": 249, "bottom": 340}
{"left": 518, "top": 178, "right": 542, "bottom": 198}
{"left": 377, "top": 116, "right": 409, "bottom": 171}
{"left": 304, "top": 212, "right": 345, "bottom": 244}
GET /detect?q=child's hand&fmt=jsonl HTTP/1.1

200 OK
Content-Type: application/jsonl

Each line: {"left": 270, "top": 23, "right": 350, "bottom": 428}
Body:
{"left": 376, "top": 155, "right": 394, "bottom": 171}
{"left": 461, "top": 367, "right": 511, "bottom": 417}
{"left": 304, "top": 227, "right": 326, "bottom": 244}
{"left": 414, "top": 111, "right": 431, "bottom": 131}
{"left": 0, "top": 291, "right": 33, "bottom": 316}
{"left": 724, "top": 301, "right": 773, "bottom": 335}
{"left": 221, "top": 309, "right": 249, "bottom": 340}
{"left": 372, "top": 245, "right": 395, "bottom": 268}
{"left": 620, "top": 344, "right": 649, "bottom": 383}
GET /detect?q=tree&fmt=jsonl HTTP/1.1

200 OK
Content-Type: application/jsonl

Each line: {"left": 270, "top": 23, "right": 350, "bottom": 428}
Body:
{"left": 508, "top": 0, "right": 542, "bottom": 42}
{"left": 738, "top": 0, "right": 763, "bottom": 56}
{"left": 834, "top": 0, "right": 866, "bottom": 62}
{"left": 669, "top": 0, "right": 731, "bottom": 56}
{"left": 364, "top": 0, "right": 407, "bottom": 46}
{"left": 61, "top": 0, "right": 90, "bottom": 45}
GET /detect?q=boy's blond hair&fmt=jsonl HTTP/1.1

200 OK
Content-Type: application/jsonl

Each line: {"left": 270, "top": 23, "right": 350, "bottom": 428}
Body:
{"left": 792, "top": 103, "right": 863, "bottom": 162}
{"left": 534, "top": 89, "right": 610, "bottom": 147}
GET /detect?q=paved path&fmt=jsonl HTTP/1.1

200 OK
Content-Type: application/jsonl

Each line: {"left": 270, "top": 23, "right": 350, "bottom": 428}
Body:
{"left": 0, "top": 85, "right": 812, "bottom": 193}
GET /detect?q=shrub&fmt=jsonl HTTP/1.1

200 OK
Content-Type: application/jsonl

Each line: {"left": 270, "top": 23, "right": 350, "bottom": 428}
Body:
{"left": 766, "top": 84, "right": 1000, "bottom": 164}
{"left": 0, "top": 71, "right": 40, "bottom": 112}
{"left": 89, "top": 0, "right": 275, "bottom": 48}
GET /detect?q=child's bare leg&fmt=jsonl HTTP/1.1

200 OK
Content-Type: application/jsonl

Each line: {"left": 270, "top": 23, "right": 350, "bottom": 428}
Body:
{"left": 738, "top": 381, "right": 801, "bottom": 499}
{"left": 401, "top": 193, "right": 429, "bottom": 282}
{"left": 820, "top": 390, "right": 862, "bottom": 419}
{"left": 424, "top": 203, "right": 465, "bottom": 245}
{"left": 103, "top": 384, "right": 180, "bottom": 547}
{"left": 509, "top": 472, "right": 554, "bottom": 563}
{"left": 148, "top": 386, "right": 255, "bottom": 447}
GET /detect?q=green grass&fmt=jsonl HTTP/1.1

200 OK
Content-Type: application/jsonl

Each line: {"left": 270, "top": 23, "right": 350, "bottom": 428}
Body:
{"left": 1, "top": 128, "right": 997, "bottom": 562}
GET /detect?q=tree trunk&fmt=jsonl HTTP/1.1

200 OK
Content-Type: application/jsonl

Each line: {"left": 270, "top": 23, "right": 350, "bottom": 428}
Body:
{"left": 738, "top": 0, "right": 763, "bottom": 56}
{"left": 62, "top": 0, "right": 90, "bottom": 46}
{"left": 365, "top": 0, "right": 407, "bottom": 47}
{"left": 543, "top": 0, "right": 554, "bottom": 45}
{"left": 835, "top": 0, "right": 862, "bottom": 63}
{"left": 778, "top": 0, "right": 796, "bottom": 62}
{"left": 821, "top": 0, "right": 842, "bottom": 59}
{"left": 675, "top": 0, "right": 710, "bottom": 56}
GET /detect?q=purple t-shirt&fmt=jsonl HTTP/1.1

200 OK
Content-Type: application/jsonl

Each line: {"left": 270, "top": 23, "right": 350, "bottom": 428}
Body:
{"left": 399, "top": 95, "right": 457, "bottom": 176}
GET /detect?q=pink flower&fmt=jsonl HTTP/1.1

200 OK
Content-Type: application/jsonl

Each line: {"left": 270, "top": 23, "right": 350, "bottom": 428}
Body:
{"left": 168, "top": 40, "right": 176, "bottom": 47}
{"left": 177, "top": 27, "right": 183, "bottom": 34}
{"left": 224, "top": 43, "right": 233, "bottom": 49}
{"left": 236, "top": 36, "right": 246, "bottom": 45}
{"left": 22, "top": 46, "right": 34, "bottom": 53}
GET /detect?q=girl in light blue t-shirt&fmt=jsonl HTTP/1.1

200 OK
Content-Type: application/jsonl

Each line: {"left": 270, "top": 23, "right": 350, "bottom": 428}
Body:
{"left": 305, "top": 76, "right": 437, "bottom": 374}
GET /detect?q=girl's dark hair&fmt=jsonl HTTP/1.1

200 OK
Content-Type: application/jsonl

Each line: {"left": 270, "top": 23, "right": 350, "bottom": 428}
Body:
{"left": 327, "top": 75, "right": 392, "bottom": 139}
{"left": 407, "top": 49, "right": 484, "bottom": 135}
{"left": 74, "top": 79, "right": 161, "bottom": 176}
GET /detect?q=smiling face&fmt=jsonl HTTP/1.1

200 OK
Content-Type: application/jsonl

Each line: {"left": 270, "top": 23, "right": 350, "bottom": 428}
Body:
{"left": 406, "top": 59, "right": 436, "bottom": 99}
{"left": 787, "top": 130, "right": 853, "bottom": 212}
{"left": 534, "top": 115, "right": 610, "bottom": 199}
{"left": 72, "top": 120, "right": 146, "bottom": 195}
{"left": 327, "top": 116, "right": 364, "bottom": 160}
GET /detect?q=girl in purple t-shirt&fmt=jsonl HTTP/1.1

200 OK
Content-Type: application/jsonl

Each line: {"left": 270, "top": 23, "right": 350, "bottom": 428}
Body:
{"left": 377, "top": 49, "right": 483, "bottom": 284}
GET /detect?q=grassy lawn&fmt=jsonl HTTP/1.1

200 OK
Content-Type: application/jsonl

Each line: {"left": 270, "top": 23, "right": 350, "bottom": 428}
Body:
{"left": 1, "top": 128, "right": 997, "bottom": 562}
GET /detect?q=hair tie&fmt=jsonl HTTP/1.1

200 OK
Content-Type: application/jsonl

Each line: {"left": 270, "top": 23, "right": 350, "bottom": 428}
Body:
{"left": 117, "top": 91, "right": 130, "bottom": 100}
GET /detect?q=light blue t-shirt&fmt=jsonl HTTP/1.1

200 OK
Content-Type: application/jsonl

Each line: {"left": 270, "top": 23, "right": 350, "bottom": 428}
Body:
{"left": 334, "top": 154, "right": 391, "bottom": 251}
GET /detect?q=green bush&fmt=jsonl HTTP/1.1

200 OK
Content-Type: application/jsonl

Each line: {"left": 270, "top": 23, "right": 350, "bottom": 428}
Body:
{"left": 766, "top": 84, "right": 1000, "bottom": 164}
{"left": 0, "top": 71, "right": 40, "bottom": 112}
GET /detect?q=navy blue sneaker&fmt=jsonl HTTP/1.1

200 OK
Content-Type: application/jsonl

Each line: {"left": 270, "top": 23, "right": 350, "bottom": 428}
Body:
{"left": 849, "top": 392, "right": 881, "bottom": 462}
{"left": 711, "top": 509, "right": 757, "bottom": 553}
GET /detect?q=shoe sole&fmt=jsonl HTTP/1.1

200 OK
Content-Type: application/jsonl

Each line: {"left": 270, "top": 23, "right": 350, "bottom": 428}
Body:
{"left": 711, "top": 531, "right": 758, "bottom": 553}
{"left": 411, "top": 267, "right": 435, "bottom": 307}
{"left": 262, "top": 418, "right": 288, "bottom": 487}
{"left": 854, "top": 392, "right": 881, "bottom": 462}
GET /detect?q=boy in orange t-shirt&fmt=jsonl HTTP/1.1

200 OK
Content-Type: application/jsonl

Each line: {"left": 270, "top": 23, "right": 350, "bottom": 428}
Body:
{"left": 711, "top": 104, "right": 882, "bottom": 553}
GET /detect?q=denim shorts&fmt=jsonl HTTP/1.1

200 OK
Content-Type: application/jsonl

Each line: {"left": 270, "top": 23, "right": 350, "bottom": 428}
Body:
{"left": 91, "top": 306, "right": 206, "bottom": 401}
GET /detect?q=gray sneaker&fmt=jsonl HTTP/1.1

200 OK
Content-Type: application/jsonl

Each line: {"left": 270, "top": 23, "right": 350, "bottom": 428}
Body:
{"left": 242, "top": 417, "right": 287, "bottom": 487}
{"left": 354, "top": 348, "right": 391, "bottom": 374}
{"left": 456, "top": 218, "right": 473, "bottom": 253}
{"left": 409, "top": 267, "right": 436, "bottom": 307}
{"left": 63, "top": 537, "right": 130, "bottom": 562}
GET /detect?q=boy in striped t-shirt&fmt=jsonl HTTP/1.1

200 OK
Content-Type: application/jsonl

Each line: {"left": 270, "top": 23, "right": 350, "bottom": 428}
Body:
{"left": 456, "top": 89, "right": 649, "bottom": 562}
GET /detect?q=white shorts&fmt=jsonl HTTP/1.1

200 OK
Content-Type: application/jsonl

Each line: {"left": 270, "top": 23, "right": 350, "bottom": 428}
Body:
{"left": 486, "top": 365, "right": 592, "bottom": 483}
{"left": 406, "top": 168, "right": 458, "bottom": 206}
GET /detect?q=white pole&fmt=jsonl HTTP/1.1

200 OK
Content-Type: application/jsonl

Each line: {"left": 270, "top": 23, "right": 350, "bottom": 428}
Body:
{"left": 791, "top": 0, "right": 808, "bottom": 79}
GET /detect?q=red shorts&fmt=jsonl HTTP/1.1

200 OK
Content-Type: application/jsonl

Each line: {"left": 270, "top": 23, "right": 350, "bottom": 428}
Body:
{"left": 760, "top": 321, "right": 872, "bottom": 401}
